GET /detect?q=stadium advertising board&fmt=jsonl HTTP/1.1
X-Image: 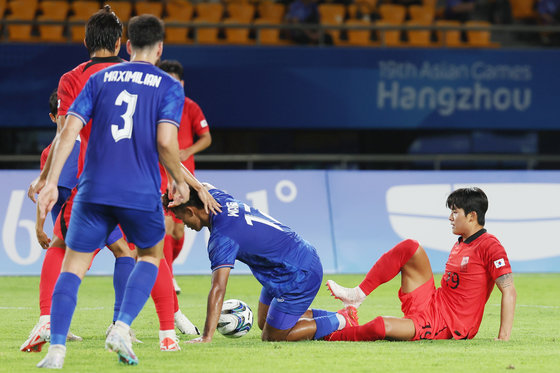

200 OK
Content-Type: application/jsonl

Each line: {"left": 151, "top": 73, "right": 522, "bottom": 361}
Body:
{"left": 0, "top": 46, "right": 559, "bottom": 129}
{"left": 1, "top": 170, "right": 559, "bottom": 275}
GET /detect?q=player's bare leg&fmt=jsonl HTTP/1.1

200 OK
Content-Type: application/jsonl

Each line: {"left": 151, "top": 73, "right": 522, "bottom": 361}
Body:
{"left": 327, "top": 239, "right": 433, "bottom": 308}
{"left": 259, "top": 304, "right": 358, "bottom": 342}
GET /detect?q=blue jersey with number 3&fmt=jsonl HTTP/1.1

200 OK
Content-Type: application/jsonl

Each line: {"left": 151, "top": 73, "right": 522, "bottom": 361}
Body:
{"left": 67, "top": 62, "right": 184, "bottom": 211}
{"left": 207, "top": 189, "right": 321, "bottom": 298}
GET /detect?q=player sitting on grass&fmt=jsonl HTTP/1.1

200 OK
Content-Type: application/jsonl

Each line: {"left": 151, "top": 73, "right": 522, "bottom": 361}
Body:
{"left": 163, "top": 184, "right": 358, "bottom": 343}
{"left": 325, "top": 187, "right": 517, "bottom": 342}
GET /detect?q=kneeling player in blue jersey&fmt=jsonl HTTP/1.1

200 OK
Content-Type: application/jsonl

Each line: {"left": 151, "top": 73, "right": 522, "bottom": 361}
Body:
{"left": 163, "top": 184, "right": 358, "bottom": 342}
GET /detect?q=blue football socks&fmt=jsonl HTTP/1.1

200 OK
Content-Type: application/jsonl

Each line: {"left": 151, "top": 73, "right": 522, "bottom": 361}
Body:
{"left": 50, "top": 272, "right": 82, "bottom": 346}
{"left": 112, "top": 256, "right": 135, "bottom": 322}
{"left": 313, "top": 310, "right": 340, "bottom": 340}
{"left": 117, "top": 261, "right": 158, "bottom": 326}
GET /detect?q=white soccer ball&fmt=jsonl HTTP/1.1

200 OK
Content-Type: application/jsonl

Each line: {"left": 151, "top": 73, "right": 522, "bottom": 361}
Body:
{"left": 217, "top": 299, "right": 253, "bottom": 338}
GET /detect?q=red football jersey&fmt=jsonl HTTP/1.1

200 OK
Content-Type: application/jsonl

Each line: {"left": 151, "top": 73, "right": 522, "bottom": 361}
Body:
{"left": 57, "top": 56, "right": 123, "bottom": 176}
{"left": 437, "top": 229, "right": 512, "bottom": 339}
{"left": 159, "top": 97, "right": 209, "bottom": 193}
{"left": 178, "top": 97, "right": 210, "bottom": 174}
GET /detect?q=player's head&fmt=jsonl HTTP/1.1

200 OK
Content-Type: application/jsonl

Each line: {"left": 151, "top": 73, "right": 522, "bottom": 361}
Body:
{"left": 162, "top": 186, "right": 207, "bottom": 231}
{"left": 85, "top": 5, "right": 123, "bottom": 56}
{"left": 127, "top": 14, "right": 164, "bottom": 58}
{"left": 48, "top": 89, "right": 58, "bottom": 123}
{"left": 158, "top": 60, "right": 184, "bottom": 85}
{"left": 446, "top": 187, "right": 488, "bottom": 226}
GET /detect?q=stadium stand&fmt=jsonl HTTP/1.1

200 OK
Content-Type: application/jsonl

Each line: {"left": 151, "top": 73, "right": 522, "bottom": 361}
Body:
{"left": 69, "top": 1, "right": 100, "bottom": 42}
{"left": 164, "top": 0, "right": 194, "bottom": 44}
{"left": 37, "top": 0, "right": 69, "bottom": 42}
{"left": 6, "top": 0, "right": 38, "bottom": 42}
{"left": 318, "top": 3, "right": 346, "bottom": 45}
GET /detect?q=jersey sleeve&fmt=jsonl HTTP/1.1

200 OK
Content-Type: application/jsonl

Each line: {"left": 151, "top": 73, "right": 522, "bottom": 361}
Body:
{"left": 188, "top": 100, "right": 210, "bottom": 136}
{"left": 57, "top": 72, "right": 77, "bottom": 117}
{"left": 208, "top": 232, "right": 239, "bottom": 272}
{"left": 482, "top": 238, "right": 512, "bottom": 280}
{"left": 157, "top": 80, "right": 184, "bottom": 128}
{"left": 67, "top": 77, "right": 94, "bottom": 126}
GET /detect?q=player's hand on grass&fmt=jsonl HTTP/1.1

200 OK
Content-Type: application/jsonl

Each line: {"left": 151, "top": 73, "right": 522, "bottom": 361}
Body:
{"left": 38, "top": 184, "right": 58, "bottom": 220}
{"left": 185, "top": 336, "right": 211, "bottom": 344}
{"left": 198, "top": 188, "right": 222, "bottom": 215}
{"left": 27, "top": 176, "right": 46, "bottom": 203}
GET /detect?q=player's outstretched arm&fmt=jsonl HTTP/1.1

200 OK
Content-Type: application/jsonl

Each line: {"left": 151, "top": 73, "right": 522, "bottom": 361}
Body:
{"left": 35, "top": 202, "right": 51, "bottom": 250}
{"left": 179, "top": 164, "right": 221, "bottom": 215}
{"left": 495, "top": 272, "right": 517, "bottom": 341}
{"left": 187, "top": 267, "right": 231, "bottom": 344}
{"left": 27, "top": 115, "right": 68, "bottom": 203}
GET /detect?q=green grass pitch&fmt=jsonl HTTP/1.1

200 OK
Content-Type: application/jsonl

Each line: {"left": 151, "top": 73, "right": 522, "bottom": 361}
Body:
{"left": 1, "top": 273, "right": 559, "bottom": 372}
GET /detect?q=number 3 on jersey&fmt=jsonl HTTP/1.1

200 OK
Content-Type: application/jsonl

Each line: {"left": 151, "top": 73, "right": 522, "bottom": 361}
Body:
{"left": 111, "top": 90, "right": 138, "bottom": 142}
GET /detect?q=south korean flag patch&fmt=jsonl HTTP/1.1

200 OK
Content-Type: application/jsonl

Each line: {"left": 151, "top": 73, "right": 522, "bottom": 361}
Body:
{"left": 494, "top": 258, "right": 506, "bottom": 269}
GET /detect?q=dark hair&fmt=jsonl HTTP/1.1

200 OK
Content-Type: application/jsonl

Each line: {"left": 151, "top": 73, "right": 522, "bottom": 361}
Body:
{"left": 85, "top": 5, "right": 123, "bottom": 55}
{"left": 127, "top": 14, "right": 164, "bottom": 49}
{"left": 162, "top": 186, "right": 204, "bottom": 214}
{"left": 49, "top": 89, "right": 58, "bottom": 117}
{"left": 158, "top": 60, "right": 183, "bottom": 79}
{"left": 446, "top": 187, "right": 488, "bottom": 226}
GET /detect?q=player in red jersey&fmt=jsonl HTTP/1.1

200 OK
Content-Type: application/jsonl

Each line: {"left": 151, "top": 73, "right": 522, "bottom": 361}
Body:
{"left": 158, "top": 60, "right": 212, "bottom": 294}
{"left": 325, "top": 187, "right": 517, "bottom": 342}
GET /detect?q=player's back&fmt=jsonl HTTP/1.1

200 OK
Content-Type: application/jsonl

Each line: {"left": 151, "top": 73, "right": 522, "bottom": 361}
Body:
{"left": 208, "top": 189, "right": 319, "bottom": 294}
{"left": 69, "top": 62, "right": 184, "bottom": 212}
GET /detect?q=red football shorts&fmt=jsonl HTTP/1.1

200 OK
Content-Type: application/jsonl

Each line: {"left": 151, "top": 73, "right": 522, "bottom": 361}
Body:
{"left": 398, "top": 277, "right": 452, "bottom": 341}
{"left": 53, "top": 188, "right": 78, "bottom": 241}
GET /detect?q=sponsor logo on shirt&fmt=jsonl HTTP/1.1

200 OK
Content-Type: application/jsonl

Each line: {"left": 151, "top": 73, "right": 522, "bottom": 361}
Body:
{"left": 494, "top": 258, "right": 505, "bottom": 269}
{"left": 460, "top": 256, "right": 469, "bottom": 272}
{"left": 200, "top": 119, "right": 208, "bottom": 128}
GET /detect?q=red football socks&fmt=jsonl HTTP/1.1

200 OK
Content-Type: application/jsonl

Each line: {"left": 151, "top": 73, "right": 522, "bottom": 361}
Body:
{"left": 359, "top": 239, "right": 419, "bottom": 295}
{"left": 39, "top": 246, "right": 65, "bottom": 316}
{"left": 150, "top": 259, "right": 175, "bottom": 330}
{"left": 327, "top": 316, "right": 386, "bottom": 341}
{"left": 163, "top": 234, "right": 174, "bottom": 275}
{"left": 172, "top": 235, "right": 184, "bottom": 261}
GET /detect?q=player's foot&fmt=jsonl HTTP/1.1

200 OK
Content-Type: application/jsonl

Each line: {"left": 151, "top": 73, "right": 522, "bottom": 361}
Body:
{"left": 172, "top": 277, "right": 181, "bottom": 294}
{"left": 159, "top": 330, "right": 181, "bottom": 351}
{"left": 20, "top": 320, "right": 50, "bottom": 352}
{"left": 337, "top": 306, "right": 359, "bottom": 328}
{"left": 36, "top": 344, "right": 66, "bottom": 369}
{"left": 106, "top": 322, "right": 143, "bottom": 344}
{"left": 175, "top": 311, "right": 200, "bottom": 335}
{"left": 326, "top": 280, "right": 366, "bottom": 309}
{"left": 105, "top": 322, "right": 138, "bottom": 366}
{"left": 67, "top": 331, "right": 82, "bottom": 342}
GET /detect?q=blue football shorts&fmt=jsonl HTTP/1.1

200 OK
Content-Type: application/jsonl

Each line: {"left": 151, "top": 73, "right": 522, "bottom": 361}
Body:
{"left": 65, "top": 201, "right": 165, "bottom": 253}
{"left": 260, "top": 256, "right": 323, "bottom": 330}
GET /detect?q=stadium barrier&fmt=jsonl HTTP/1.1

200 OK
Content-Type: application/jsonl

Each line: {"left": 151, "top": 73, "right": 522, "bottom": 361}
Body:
{"left": 1, "top": 169, "right": 559, "bottom": 276}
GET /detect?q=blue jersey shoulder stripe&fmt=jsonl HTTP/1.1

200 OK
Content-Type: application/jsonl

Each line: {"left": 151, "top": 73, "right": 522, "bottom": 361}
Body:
{"left": 67, "top": 111, "right": 88, "bottom": 126}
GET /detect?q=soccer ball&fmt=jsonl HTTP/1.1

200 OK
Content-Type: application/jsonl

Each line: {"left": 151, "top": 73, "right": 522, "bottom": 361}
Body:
{"left": 217, "top": 299, "right": 253, "bottom": 338}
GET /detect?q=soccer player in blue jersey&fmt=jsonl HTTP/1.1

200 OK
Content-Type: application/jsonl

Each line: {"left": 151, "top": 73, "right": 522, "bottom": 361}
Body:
{"left": 36, "top": 15, "right": 219, "bottom": 368}
{"left": 163, "top": 184, "right": 358, "bottom": 343}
